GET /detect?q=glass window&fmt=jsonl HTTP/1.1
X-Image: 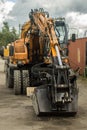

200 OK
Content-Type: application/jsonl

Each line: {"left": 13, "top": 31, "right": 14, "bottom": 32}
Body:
{"left": 55, "top": 21, "right": 68, "bottom": 46}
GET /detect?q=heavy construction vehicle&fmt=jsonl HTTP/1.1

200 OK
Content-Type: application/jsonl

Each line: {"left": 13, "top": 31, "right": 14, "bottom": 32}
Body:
{"left": 0, "top": 8, "right": 78, "bottom": 116}
{"left": 0, "top": 44, "right": 11, "bottom": 59}
{"left": 3, "top": 9, "right": 70, "bottom": 94}
{"left": 27, "top": 9, "right": 78, "bottom": 116}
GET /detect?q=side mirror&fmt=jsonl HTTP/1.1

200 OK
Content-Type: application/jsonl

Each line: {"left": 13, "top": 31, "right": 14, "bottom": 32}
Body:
{"left": 71, "top": 34, "right": 76, "bottom": 42}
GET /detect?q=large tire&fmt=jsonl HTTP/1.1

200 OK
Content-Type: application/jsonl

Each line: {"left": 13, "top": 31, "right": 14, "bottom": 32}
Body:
{"left": 22, "top": 70, "right": 30, "bottom": 95}
{"left": 4, "top": 60, "right": 8, "bottom": 73}
{"left": 10, "top": 69, "right": 14, "bottom": 88}
{"left": 6, "top": 68, "right": 10, "bottom": 88}
{"left": 14, "top": 70, "right": 21, "bottom": 95}
{"left": 6, "top": 67, "right": 14, "bottom": 88}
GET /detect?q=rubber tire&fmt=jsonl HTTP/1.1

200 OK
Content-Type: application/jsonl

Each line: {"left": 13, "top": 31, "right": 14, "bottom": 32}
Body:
{"left": 6, "top": 67, "right": 14, "bottom": 88}
{"left": 6, "top": 68, "right": 10, "bottom": 88}
{"left": 22, "top": 70, "right": 30, "bottom": 95}
{"left": 10, "top": 69, "right": 14, "bottom": 88}
{"left": 14, "top": 70, "right": 21, "bottom": 95}
{"left": 4, "top": 60, "right": 8, "bottom": 73}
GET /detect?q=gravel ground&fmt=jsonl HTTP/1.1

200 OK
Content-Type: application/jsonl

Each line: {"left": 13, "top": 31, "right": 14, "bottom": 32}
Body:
{"left": 0, "top": 58, "right": 87, "bottom": 130}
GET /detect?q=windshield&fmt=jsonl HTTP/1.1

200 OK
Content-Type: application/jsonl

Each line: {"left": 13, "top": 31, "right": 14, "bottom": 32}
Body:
{"left": 55, "top": 21, "right": 68, "bottom": 46}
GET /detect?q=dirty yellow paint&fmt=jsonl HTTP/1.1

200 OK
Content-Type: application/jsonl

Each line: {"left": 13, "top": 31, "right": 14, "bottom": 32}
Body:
{"left": 4, "top": 48, "right": 9, "bottom": 57}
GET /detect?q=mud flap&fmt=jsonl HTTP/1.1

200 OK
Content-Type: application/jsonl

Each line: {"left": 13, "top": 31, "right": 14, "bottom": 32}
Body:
{"left": 32, "top": 86, "right": 52, "bottom": 116}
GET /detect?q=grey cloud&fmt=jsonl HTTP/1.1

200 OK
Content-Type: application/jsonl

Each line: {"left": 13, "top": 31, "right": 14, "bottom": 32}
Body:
{"left": 6, "top": 0, "right": 87, "bottom": 29}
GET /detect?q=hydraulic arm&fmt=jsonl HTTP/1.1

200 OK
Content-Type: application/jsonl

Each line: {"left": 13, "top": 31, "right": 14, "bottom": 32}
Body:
{"left": 29, "top": 9, "right": 62, "bottom": 65}
{"left": 21, "top": 21, "right": 31, "bottom": 38}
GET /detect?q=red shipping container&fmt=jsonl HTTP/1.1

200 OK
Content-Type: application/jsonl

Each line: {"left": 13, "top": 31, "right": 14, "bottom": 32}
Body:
{"left": 68, "top": 38, "right": 87, "bottom": 75}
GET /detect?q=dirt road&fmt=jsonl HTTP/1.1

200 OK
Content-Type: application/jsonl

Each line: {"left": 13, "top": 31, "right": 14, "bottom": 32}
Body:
{"left": 0, "top": 59, "right": 87, "bottom": 130}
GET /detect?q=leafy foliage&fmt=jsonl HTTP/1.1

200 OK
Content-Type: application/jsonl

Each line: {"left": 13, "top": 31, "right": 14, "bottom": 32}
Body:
{"left": 0, "top": 22, "right": 19, "bottom": 46}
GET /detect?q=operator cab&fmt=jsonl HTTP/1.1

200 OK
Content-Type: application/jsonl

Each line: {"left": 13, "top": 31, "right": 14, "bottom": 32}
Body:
{"left": 55, "top": 18, "right": 68, "bottom": 48}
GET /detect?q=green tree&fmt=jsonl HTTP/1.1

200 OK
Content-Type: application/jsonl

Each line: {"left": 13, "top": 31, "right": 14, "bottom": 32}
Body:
{"left": 0, "top": 22, "right": 19, "bottom": 47}
{"left": 2, "top": 22, "right": 9, "bottom": 33}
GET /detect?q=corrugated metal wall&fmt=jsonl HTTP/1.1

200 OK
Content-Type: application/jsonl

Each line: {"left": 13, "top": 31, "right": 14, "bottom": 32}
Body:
{"left": 68, "top": 38, "right": 87, "bottom": 74}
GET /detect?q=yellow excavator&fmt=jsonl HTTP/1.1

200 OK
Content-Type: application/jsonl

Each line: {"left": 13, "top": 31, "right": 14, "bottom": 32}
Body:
{"left": 0, "top": 45, "right": 9, "bottom": 58}
{"left": 27, "top": 8, "right": 78, "bottom": 116}
{"left": 0, "top": 8, "right": 78, "bottom": 116}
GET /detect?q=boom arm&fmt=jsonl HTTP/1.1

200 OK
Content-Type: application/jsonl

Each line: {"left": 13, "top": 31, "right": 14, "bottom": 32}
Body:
{"left": 21, "top": 21, "right": 31, "bottom": 38}
{"left": 29, "top": 10, "right": 63, "bottom": 66}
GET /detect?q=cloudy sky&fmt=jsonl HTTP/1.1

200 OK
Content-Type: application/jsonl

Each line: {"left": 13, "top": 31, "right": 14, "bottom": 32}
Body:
{"left": 0, "top": 0, "right": 87, "bottom": 36}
